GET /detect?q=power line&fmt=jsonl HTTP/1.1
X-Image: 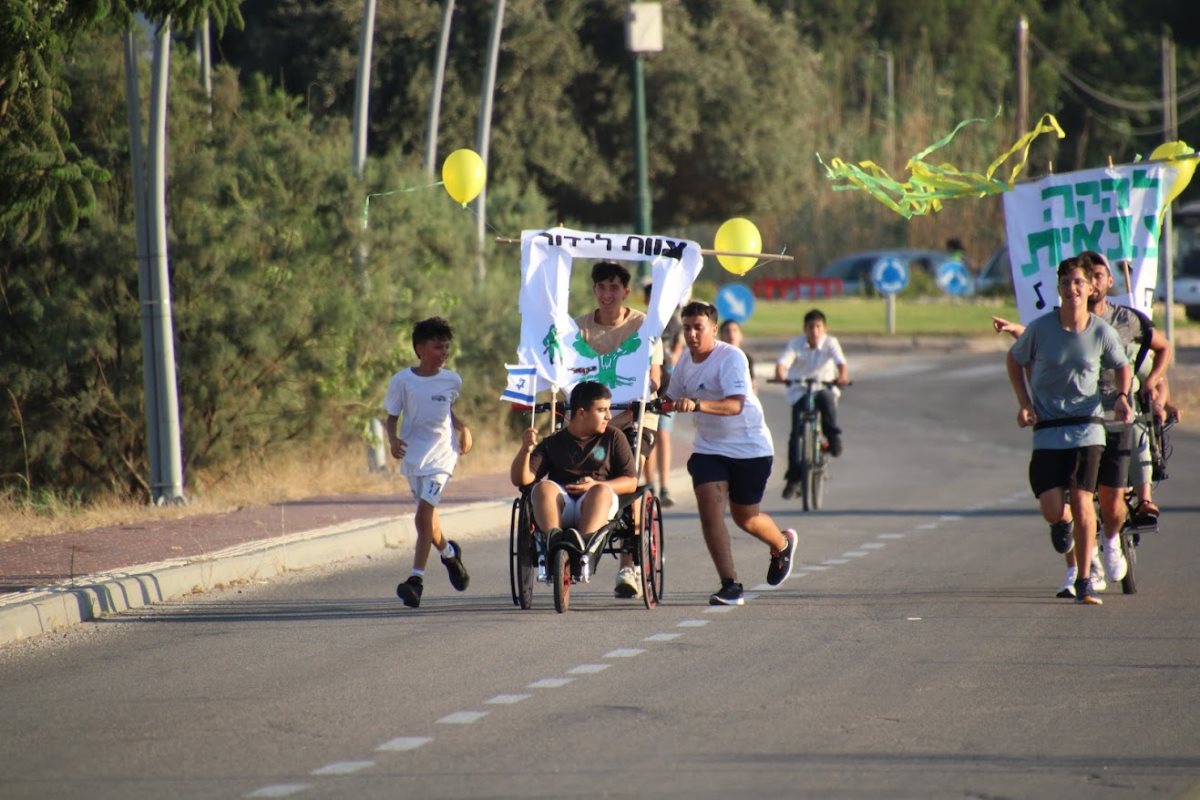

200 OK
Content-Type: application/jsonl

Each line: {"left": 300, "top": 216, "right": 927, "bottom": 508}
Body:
{"left": 1029, "top": 32, "right": 1200, "bottom": 112}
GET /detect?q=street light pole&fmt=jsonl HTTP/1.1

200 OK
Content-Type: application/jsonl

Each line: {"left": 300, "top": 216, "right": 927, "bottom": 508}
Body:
{"left": 626, "top": 4, "right": 662, "bottom": 282}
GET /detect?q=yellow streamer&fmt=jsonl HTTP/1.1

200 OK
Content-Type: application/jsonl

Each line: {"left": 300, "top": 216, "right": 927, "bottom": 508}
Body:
{"left": 818, "top": 113, "right": 1066, "bottom": 218}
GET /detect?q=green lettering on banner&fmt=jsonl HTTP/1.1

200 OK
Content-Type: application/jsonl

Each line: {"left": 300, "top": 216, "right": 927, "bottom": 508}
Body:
{"left": 1020, "top": 228, "right": 1061, "bottom": 277}
{"left": 1041, "top": 185, "right": 1075, "bottom": 221}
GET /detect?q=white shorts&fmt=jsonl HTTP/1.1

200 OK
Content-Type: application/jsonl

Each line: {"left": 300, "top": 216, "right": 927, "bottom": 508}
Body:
{"left": 541, "top": 480, "right": 620, "bottom": 528}
{"left": 407, "top": 473, "right": 450, "bottom": 506}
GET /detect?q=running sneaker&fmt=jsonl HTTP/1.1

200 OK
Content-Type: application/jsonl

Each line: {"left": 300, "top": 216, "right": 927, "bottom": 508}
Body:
{"left": 1049, "top": 519, "right": 1075, "bottom": 554}
{"left": 440, "top": 540, "right": 470, "bottom": 591}
{"left": 659, "top": 488, "right": 675, "bottom": 508}
{"left": 767, "top": 528, "right": 798, "bottom": 586}
{"left": 613, "top": 566, "right": 643, "bottom": 599}
{"left": 1074, "top": 576, "right": 1103, "bottom": 605}
{"left": 1055, "top": 566, "right": 1078, "bottom": 598}
{"left": 782, "top": 481, "right": 798, "bottom": 500}
{"left": 396, "top": 575, "right": 424, "bottom": 608}
{"left": 1102, "top": 538, "right": 1128, "bottom": 583}
{"left": 709, "top": 579, "right": 745, "bottom": 606}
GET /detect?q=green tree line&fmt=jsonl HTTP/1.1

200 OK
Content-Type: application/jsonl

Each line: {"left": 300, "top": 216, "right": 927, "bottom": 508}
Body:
{"left": 2, "top": 0, "right": 1197, "bottom": 503}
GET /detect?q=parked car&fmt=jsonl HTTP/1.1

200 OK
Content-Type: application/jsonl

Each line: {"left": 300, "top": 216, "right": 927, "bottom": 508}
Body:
{"left": 818, "top": 249, "right": 957, "bottom": 295}
{"left": 975, "top": 244, "right": 1012, "bottom": 296}
{"left": 1156, "top": 200, "right": 1200, "bottom": 320}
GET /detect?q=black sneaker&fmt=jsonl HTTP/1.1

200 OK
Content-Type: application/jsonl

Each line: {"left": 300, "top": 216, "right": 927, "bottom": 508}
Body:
{"left": 767, "top": 528, "right": 798, "bottom": 586}
{"left": 709, "top": 578, "right": 745, "bottom": 606}
{"left": 827, "top": 435, "right": 843, "bottom": 457}
{"left": 441, "top": 540, "right": 470, "bottom": 591}
{"left": 1074, "top": 576, "right": 1102, "bottom": 606}
{"left": 1049, "top": 520, "right": 1075, "bottom": 554}
{"left": 659, "top": 488, "right": 675, "bottom": 508}
{"left": 782, "top": 481, "right": 798, "bottom": 500}
{"left": 396, "top": 575, "right": 423, "bottom": 608}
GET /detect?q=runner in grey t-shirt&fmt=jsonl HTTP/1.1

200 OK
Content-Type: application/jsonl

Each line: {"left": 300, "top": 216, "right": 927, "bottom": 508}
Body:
{"left": 1006, "top": 256, "right": 1132, "bottom": 605}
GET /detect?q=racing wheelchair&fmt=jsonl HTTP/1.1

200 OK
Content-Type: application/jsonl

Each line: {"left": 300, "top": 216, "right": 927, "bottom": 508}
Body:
{"left": 507, "top": 400, "right": 668, "bottom": 613}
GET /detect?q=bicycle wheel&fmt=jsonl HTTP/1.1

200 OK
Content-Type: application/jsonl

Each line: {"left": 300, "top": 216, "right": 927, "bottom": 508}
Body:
{"left": 508, "top": 498, "right": 524, "bottom": 607}
{"left": 799, "top": 424, "right": 814, "bottom": 512}
{"left": 810, "top": 422, "right": 826, "bottom": 510}
{"left": 552, "top": 547, "right": 571, "bottom": 613}
{"left": 1119, "top": 528, "right": 1138, "bottom": 595}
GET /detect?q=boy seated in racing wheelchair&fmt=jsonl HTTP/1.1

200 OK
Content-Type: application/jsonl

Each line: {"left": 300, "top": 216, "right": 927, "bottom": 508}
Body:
{"left": 509, "top": 380, "right": 639, "bottom": 558}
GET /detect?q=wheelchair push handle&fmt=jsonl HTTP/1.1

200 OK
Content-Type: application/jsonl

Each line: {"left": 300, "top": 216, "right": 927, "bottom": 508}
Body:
{"left": 767, "top": 378, "right": 850, "bottom": 389}
{"left": 512, "top": 397, "right": 675, "bottom": 415}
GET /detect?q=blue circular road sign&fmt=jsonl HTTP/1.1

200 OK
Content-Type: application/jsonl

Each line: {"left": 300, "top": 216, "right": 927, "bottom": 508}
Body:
{"left": 871, "top": 256, "right": 909, "bottom": 295}
{"left": 936, "top": 260, "right": 974, "bottom": 296}
{"left": 714, "top": 283, "right": 755, "bottom": 323}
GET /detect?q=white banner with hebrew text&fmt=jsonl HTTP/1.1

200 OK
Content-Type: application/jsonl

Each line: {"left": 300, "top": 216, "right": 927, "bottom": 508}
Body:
{"left": 1003, "top": 163, "right": 1176, "bottom": 322}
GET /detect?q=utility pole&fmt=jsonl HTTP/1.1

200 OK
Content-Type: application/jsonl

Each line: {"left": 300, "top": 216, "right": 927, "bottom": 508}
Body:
{"left": 474, "top": 0, "right": 506, "bottom": 283}
{"left": 1162, "top": 32, "right": 1177, "bottom": 346}
{"left": 424, "top": 0, "right": 456, "bottom": 178}
{"left": 1015, "top": 15, "right": 1028, "bottom": 140}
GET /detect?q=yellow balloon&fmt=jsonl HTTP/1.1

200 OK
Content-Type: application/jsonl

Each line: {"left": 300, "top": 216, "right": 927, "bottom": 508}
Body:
{"left": 714, "top": 217, "right": 762, "bottom": 276}
{"left": 442, "top": 148, "right": 486, "bottom": 206}
{"left": 1150, "top": 140, "right": 1197, "bottom": 206}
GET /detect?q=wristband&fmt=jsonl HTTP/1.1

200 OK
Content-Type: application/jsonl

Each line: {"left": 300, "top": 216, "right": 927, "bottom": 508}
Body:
{"left": 692, "top": 398, "right": 701, "bottom": 413}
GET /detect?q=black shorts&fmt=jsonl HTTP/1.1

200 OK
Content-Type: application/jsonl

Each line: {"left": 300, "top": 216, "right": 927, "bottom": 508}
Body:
{"left": 1096, "top": 426, "right": 1133, "bottom": 489}
{"left": 1028, "top": 446, "right": 1103, "bottom": 498}
{"left": 687, "top": 453, "right": 773, "bottom": 506}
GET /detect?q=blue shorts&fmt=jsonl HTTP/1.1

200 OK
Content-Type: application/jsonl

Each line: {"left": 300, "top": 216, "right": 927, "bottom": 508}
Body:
{"left": 687, "top": 453, "right": 773, "bottom": 506}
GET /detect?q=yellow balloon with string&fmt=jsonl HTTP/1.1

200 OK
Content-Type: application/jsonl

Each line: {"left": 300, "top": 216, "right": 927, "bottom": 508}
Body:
{"left": 441, "top": 149, "right": 486, "bottom": 206}
{"left": 713, "top": 218, "right": 762, "bottom": 276}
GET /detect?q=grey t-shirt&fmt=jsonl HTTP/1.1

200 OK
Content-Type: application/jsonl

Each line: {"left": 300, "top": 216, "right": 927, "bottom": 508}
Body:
{"left": 1095, "top": 304, "right": 1150, "bottom": 409}
{"left": 1009, "top": 311, "right": 1128, "bottom": 449}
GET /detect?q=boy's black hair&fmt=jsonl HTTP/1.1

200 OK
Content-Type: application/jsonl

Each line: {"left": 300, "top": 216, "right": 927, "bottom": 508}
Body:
{"left": 680, "top": 300, "right": 717, "bottom": 324}
{"left": 1056, "top": 256, "right": 1088, "bottom": 281}
{"left": 412, "top": 316, "right": 454, "bottom": 348}
{"left": 591, "top": 261, "right": 632, "bottom": 287}
{"left": 718, "top": 319, "right": 740, "bottom": 334}
{"left": 803, "top": 309, "right": 827, "bottom": 326}
{"left": 569, "top": 380, "right": 611, "bottom": 412}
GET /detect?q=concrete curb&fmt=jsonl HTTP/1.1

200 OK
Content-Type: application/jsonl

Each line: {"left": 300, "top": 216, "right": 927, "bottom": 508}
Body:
{"left": 0, "top": 499, "right": 512, "bottom": 647}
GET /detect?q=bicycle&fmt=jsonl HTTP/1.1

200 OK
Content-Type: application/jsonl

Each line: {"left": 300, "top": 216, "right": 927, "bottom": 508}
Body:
{"left": 1101, "top": 406, "right": 1177, "bottom": 595}
{"left": 768, "top": 377, "right": 846, "bottom": 511}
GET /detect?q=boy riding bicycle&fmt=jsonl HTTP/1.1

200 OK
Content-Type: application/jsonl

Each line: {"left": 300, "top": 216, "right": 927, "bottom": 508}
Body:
{"left": 774, "top": 309, "right": 850, "bottom": 499}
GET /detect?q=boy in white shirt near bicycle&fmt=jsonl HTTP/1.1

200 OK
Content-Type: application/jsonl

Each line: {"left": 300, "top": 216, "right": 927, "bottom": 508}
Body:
{"left": 774, "top": 309, "right": 850, "bottom": 499}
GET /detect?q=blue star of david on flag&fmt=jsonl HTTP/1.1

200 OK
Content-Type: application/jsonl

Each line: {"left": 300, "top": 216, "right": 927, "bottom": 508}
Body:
{"left": 501, "top": 364, "right": 539, "bottom": 404}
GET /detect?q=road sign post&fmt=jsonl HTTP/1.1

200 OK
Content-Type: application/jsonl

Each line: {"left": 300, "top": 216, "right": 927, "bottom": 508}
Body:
{"left": 871, "top": 256, "right": 909, "bottom": 335}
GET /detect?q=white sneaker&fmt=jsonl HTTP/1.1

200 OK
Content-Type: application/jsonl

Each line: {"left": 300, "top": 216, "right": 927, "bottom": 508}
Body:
{"left": 1088, "top": 552, "right": 1108, "bottom": 593}
{"left": 1102, "top": 538, "right": 1128, "bottom": 582}
{"left": 614, "top": 566, "right": 642, "bottom": 599}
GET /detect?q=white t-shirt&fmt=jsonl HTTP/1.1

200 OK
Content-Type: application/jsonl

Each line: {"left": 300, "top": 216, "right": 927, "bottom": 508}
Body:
{"left": 775, "top": 334, "right": 846, "bottom": 406}
{"left": 669, "top": 341, "right": 774, "bottom": 459}
{"left": 381, "top": 368, "right": 462, "bottom": 476}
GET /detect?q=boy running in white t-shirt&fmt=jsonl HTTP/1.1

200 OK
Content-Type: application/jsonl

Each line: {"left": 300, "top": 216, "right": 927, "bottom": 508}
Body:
{"left": 383, "top": 317, "right": 473, "bottom": 608}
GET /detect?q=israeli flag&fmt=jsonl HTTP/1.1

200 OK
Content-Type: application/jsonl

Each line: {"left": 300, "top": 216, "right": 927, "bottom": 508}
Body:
{"left": 501, "top": 364, "right": 539, "bottom": 404}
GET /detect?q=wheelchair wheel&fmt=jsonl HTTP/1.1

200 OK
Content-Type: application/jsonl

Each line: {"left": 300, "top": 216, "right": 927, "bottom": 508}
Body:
{"left": 638, "top": 491, "right": 664, "bottom": 608}
{"left": 1119, "top": 528, "right": 1138, "bottom": 595}
{"left": 552, "top": 547, "right": 571, "bottom": 613}
{"left": 511, "top": 496, "right": 537, "bottom": 609}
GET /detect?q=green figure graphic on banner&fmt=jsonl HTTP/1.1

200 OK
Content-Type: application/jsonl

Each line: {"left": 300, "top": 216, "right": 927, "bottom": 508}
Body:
{"left": 542, "top": 325, "right": 563, "bottom": 365}
{"left": 573, "top": 333, "right": 640, "bottom": 388}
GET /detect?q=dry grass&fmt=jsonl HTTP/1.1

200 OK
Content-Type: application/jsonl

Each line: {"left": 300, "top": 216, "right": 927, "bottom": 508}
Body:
{"left": 0, "top": 428, "right": 518, "bottom": 545}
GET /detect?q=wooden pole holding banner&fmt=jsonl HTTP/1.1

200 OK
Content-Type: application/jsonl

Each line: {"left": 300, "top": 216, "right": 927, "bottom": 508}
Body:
{"left": 492, "top": 236, "right": 794, "bottom": 262}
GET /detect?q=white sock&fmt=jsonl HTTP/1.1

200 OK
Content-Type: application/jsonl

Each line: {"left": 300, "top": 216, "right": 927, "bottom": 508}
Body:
{"left": 410, "top": 568, "right": 425, "bottom": 579}
{"left": 1065, "top": 566, "right": 1078, "bottom": 582}
{"left": 439, "top": 541, "right": 455, "bottom": 559}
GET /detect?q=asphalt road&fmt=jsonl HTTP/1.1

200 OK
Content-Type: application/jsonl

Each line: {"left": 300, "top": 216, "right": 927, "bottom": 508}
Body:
{"left": 2, "top": 349, "right": 1199, "bottom": 800}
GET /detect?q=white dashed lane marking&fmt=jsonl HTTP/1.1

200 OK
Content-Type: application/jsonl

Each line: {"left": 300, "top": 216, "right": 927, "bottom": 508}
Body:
{"left": 568, "top": 664, "right": 611, "bottom": 674}
{"left": 860, "top": 543, "right": 886, "bottom": 550}
{"left": 878, "top": 533, "right": 906, "bottom": 540}
{"left": 822, "top": 559, "right": 849, "bottom": 566}
{"left": 311, "top": 761, "right": 374, "bottom": 776}
{"left": 705, "top": 605, "right": 737, "bottom": 613}
{"left": 677, "top": 619, "right": 709, "bottom": 627}
{"left": 915, "top": 523, "right": 938, "bottom": 530}
{"left": 246, "top": 785, "right": 309, "bottom": 798}
{"left": 643, "top": 632, "right": 683, "bottom": 642}
{"left": 376, "top": 737, "right": 433, "bottom": 752}
{"left": 437, "top": 710, "right": 489, "bottom": 724}
{"left": 486, "top": 693, "right": 531, "bottom": 704}
{"left": 604, "top": 648, "right": 647, "bottom": 657}
{"left": 528, "top": 677, "right": 574, "bottom": 689}
{"left": 842, "top": 551, "right": 868, "bottom": 558}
